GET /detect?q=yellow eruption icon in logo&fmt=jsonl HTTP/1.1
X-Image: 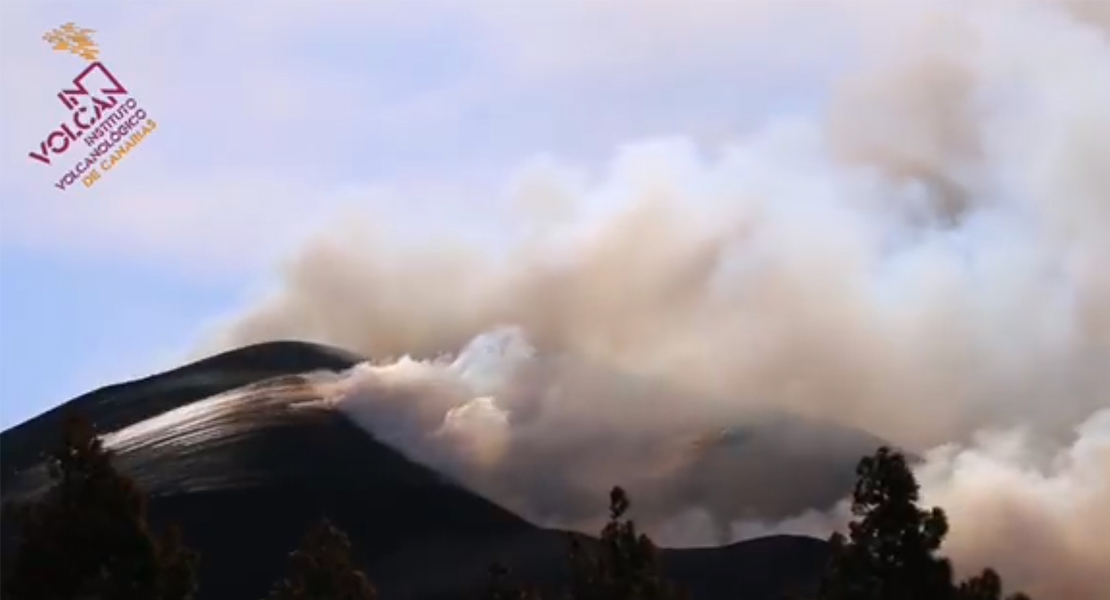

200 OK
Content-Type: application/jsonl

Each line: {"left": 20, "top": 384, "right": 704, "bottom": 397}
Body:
{"left": 43, "top": 23, "right": 100, "bottom": 62}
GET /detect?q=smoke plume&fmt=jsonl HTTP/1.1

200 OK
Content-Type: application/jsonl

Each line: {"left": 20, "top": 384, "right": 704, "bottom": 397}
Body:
{"left": 201, "top": 2, "right": 1110, "bottom": 598}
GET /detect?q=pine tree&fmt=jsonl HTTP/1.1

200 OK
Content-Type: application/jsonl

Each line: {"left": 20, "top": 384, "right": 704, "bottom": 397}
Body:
{"left": 265, "top": 517, "right": 377, "bottom": 600}
{"left": 567, "top": 487, "right": 687, "bottom": 600}
{"left": 818, "top": 446, "right": 1031, "bottom": 600}
{"left": 818, "top": 446, "right": 954, "bottom": 600}
{"left": 2, "top": 414, "right": 199, "bottom": 600}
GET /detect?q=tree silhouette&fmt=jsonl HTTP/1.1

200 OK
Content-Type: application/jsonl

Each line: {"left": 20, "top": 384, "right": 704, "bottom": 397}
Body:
{"left": 956, "top": 568, "right": 1032, "bottom": 600}
{"left": 818, "top": 446, "right": 954, "bottom": 600}
{"left": 818, "top": 446, "right": 1030, "bottom": 600}
{"left": 2, "top": 414, "right": 199, "bottom": 600}
{"left": 265, "top": 517, "right": 377, "bottom": 600}
{"left": 567, "top": 486, "right": 688, "bottom": 600}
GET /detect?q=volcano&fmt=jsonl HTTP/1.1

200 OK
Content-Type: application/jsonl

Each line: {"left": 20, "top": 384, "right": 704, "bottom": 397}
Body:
{"left": 0, "top": 341, "right": 835, "bottom": 600}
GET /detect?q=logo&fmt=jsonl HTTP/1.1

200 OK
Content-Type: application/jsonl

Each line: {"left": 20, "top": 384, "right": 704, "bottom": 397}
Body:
{"left": 30, "top": 23, "right": 159, "bottom": 191}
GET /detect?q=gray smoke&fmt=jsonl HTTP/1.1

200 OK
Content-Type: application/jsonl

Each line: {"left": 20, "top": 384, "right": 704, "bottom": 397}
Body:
{"left": 199, "top": 2, "right": 1110, "bottom": 598}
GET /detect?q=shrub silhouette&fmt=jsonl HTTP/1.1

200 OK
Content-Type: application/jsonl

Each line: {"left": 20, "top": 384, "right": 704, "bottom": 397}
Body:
{"left": 480, "top": 563, "right": 543, "bottom": 600}
{"left": 956, "top": 568, "right": 1032, "bottom": 600}
{"left": 818, "top": 446, "right": 1030, "bottom": 600}
{"left": 2, "top": 414, "right": 199, "bottom": 600}
{"left": 265, "top": 517, "right": 378, "bottom": 600}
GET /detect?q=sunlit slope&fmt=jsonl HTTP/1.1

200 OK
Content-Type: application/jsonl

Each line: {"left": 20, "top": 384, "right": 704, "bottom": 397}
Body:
{"left": 1, "top": 340, "right": 361, "bottom": 484}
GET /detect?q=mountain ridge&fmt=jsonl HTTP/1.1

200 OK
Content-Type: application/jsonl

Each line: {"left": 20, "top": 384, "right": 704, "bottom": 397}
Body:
{"left": 1, "top": 340, "right": 363, "bottom": 485}
{"left": 0, "top": 340, "right": 833, "bottom": 600}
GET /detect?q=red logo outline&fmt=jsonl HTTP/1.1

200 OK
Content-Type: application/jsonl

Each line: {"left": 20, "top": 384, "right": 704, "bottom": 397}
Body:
{"left": 56, "top": 61, "right": 127, "bottom": 110}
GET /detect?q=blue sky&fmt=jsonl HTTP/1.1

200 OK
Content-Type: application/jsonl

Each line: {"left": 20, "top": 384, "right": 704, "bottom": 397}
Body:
{"left": 0, "top": 0, "right": 893, "bottom": 429}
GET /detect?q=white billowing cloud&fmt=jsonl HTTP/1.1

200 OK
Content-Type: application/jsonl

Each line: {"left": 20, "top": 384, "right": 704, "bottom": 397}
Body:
{"left": 1, "top": 0, "right": 885, "bottom": 271}
{"left": 5, "top": 1, "right": 1110, "bottom": 596}
{"left": 434, "top": 396, "right": 511, "bottom": 468}
{"left": 9, "top": 0, "right": 1109, "bottom": 273}
{"left": 918, "top": 409, "right": 1110, "bottom": 599}
{"left": 195, "top": 3, "right": 1110, "bottom": 599}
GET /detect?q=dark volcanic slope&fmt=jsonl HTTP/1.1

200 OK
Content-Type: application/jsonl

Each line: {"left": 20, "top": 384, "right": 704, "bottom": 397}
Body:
{"left": 1, "top": 342, "right": 544, "bottom": 599}
{"left": 663, "top": 535, "right": 832, "bottom": 600}
{"left": 1, "top": 341, "right": 830, "bottom": 600}
{"left": 1, "top": 340, "right": 361, "bottom": 486}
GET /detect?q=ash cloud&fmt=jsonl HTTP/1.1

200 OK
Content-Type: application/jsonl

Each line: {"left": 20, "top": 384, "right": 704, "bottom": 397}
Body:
{"left": 201, "top": 2, "right": 1110, "bottom": 598}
